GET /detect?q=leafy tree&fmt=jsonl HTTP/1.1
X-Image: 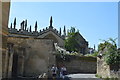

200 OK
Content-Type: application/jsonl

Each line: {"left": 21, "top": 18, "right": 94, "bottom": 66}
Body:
{"left": 98, "top": 41, "right": 112, "bottom": 51}
{"left": 98, "top": 38, "right": 120, "bottom": 65}
{"left": 65, "top": 27, "right": 80, "bottom": 52}
{"left": 92, "top": 51, "right": 99, "bottom": 57}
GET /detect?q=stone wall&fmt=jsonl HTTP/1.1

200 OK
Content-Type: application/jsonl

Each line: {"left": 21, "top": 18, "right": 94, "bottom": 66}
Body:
{"left": 37, "top": 31, "right": 64, "bottom": 48}
{"left": 97, "top": 57, "right": 111, "bottom": 78}
{"left": 97, "top": 57, "right": 120, "bottom": 78}
{"left": 1, "top": 1, "right": 10, "bottom": 79}
{"left": 7, "top": 37, "right": 56, "bottom": 77}
{"left": 56, "top": 55, "right": 97, "bottom": 74}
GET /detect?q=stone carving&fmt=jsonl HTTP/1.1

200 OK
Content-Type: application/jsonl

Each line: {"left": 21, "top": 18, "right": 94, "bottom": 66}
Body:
{"left": 59, "top": 27, "right": 61, "bottom": 35}
{"left": 13, "top": 17, "right": 16, "bottom": 29}
{"left": 21, "top": 21, "right": 25, "bottom": 30}
{"left": 29, "top": 25, "right": 31, "bottom": 32}
{"left": 56, "top": 30, "right": 58, "bottom": 33}
{"left": 35, "top": 21, "right": 37, "bottom": 32}
{"left": 25, "top": 20, "right": 27, "bottom": 31}
{"left": 63, "top": 25, "right": 66, "bottom": 36}
{"left": 10, "top": 23, "right": 12, "bottom": 29}
{"left": 27, "top": 28, "right": 29, "bottom": 32}
{"left": 49, "top": 16, "right": 53, "bottom": 28}
{"left": 9, "top": 17, "right": 66, "bottom": 39}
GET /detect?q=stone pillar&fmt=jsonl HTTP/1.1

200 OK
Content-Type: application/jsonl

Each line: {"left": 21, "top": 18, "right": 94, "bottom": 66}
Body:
{"left": 17, "top": 55, "right": 24, "bottom": 76}
{"left": 1, "top": 1, "right": 10, "bottom": 79}
{"left": 17, "top": 48, "right": 25, "bottom": 76}
{"left": 7, "top": 51, "right": 13, "bottom": 78}
{"left": 7, "top": 43, "right": 14, "bottom": 78}
{"left": 6, "top": 44, "right": 10, "bottom": 78}
{"left": 20, "top": 21, "right": 25, "bottom": 31}
{"left": 3, "top": 43, "right": 13, "bottom": 78}
{"left": 2, "top": 49, "right": 8, "bottom": 78}
{"left": 1, "top": 50, "right": 5, "bottom": 78}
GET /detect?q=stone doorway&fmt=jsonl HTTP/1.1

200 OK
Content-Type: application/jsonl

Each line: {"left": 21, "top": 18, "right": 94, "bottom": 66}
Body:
{"left": 12, "top": 53, "right": 18, "bottom": 77}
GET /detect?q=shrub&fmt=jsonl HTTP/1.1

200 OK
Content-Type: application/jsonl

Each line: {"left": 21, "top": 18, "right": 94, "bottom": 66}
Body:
{"left": 98, "top": 38, "right": 120, "bottom": 65}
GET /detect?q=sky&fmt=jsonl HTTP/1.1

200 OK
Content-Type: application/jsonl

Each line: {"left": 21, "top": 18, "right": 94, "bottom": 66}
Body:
{"left": 8, "top": 2, "right": 118, "bottom": 50}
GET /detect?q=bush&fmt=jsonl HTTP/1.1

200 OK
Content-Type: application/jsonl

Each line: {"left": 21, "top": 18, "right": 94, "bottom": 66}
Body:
{"left": 98, "top": 38, "right": 120, "bottom": 65}
{"left": 92, "top": 51, "right": 99, "bottom": 57}
{"left": 85, "top": 51, "right": 98, "bottom": 57}
{"left": 105, "top": 45, "right": 120, "bottom": 65}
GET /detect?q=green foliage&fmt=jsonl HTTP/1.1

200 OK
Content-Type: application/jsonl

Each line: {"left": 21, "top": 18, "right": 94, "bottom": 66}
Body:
{"left": 65, "top": 27, "right": 80, "bottom": 52}
{"left": 95, "top": 74, "right": 102, "bottom": 78}
{"left": 98, "top": 41, "right": 112, "bottom": 51}
{"left": 68, "top": 52, "right": 78, "bottom": 55}
{"left": 98, "top": 38, "right": 120, "bottom": 65}
{"left": 105, "top": 48, "right": 120, "bottom": 65}
{"left": 98, "top": 38, "right": 117, "bottom": 52}
{"left": 95, "top": 74, "right": 119, "bottom": 79}
{"left": 103, "top": 77, "right": 119, "bottom": 80}
{"left": 85, "top": 51, "right": 98, "bottom": 57}
{"left": 92, "top": 51, "right": 99, "bottom": 56}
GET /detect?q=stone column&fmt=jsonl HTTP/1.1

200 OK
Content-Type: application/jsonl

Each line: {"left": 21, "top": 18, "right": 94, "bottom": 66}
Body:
{"left": 17, "top": 55, "right": 24, "bottom": 76}
{"left": 17, "top": 48, "right": 25, "bottom": 76}
{"left": 2, "top": 49, "right": 8, "bottom": 78}
{"left": 6, "top": 44, "right": 10, "bottom": 78}
{"left": 7, "top": 43, "right": 14, "bottom": 78}
{"left": 3, "top": 43, "right": 13, "bottom": 78}
{"left": 1, "top": 2, "right": 10, "bottom": 79}
{"left": 7, "top": 51, "right": 13, "bottom": 78}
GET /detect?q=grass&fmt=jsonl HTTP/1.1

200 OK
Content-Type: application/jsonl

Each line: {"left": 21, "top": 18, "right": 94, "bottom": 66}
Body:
{"left": 95, "top": 74, "right": 102, "bottom": 78}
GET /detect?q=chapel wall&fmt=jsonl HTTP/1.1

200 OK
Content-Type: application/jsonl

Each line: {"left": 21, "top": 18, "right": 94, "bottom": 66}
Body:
{"left": 1, "top": 2, "right": 11, "bottom": 79}
{"left": 7, "top": 37, "right": 56, "bottom": 77}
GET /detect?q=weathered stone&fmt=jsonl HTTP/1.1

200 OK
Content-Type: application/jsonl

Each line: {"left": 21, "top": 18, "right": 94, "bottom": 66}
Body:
{"left": 97, "top": 57, "right": 120, "bottom": 78}
{"left": 5, "top": 16, "right": 89, "bottom": 79}
{"left": 7, "top": 37, "right": 56, "bottom": 77}
{"left": 56, "top": 55, "right": 97, "bottom": 74}
{"left": 1, "top": 2, "right": 10, "bottom": 79}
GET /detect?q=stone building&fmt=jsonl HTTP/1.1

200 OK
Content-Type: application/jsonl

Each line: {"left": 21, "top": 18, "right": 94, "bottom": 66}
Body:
{"left": 74, "top": 32, "right": 88, "bottom": 54}
{"left": 5, "top": 16, "right": 65, "bottom": 78}
{"left": 2, "top": 4, "right": 89, "bottom": 78}
{"left": 8, "top": 16, "right": 65, "bottom": 48}
{"left": 1, "top": 1, "right": 11, "bottom": 79}
{"left": 4, "top": 16, "right": 89, "bottom": 78}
